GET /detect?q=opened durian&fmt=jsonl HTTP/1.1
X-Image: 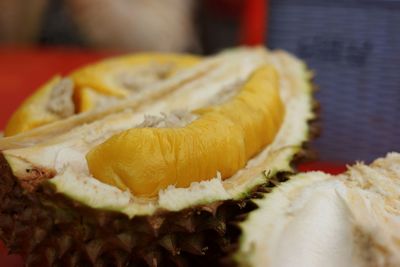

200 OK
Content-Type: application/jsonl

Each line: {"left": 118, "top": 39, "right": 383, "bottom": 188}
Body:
{"left": 235, "top": 152, "right": 400, "bottom": 267}
{"left": 0, "top": 47, "right": 316, "bottom": 266}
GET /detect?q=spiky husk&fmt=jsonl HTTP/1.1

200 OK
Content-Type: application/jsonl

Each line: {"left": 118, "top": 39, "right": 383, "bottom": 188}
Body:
{"left": 0, "top": 73, "right": 320, "bottom": 267}
{"left": 0, "top": 129, "right": 319, "bottom": 267}
{"left": 0, "top": 153, "right": 279, "bottom": 267}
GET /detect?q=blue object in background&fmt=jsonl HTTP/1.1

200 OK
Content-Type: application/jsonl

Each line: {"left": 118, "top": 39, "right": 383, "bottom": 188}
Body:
{"left": 268, "top": 0, "right": 400, "bottom": 162}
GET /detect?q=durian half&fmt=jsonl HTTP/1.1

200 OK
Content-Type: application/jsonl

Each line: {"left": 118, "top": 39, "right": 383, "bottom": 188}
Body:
{"left": 0, "top": 47, "right": 316, "bottom": 266}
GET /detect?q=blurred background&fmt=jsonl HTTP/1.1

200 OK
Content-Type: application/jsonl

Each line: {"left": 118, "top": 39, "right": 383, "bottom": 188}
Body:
{"left": 0, "top": 0, "right": 399, "bottom": 163}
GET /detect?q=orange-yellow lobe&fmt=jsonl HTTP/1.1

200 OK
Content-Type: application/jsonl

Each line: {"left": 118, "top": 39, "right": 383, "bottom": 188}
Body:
{"left": 4, "top": 76, "right": 62, "bottom": 136}
{"left": 4, "top": 54, "right": 201, "bottom": 136}
{"left": 86, "top": 66, "right": 284, "bottom": 197}
{"left": 71, "top": 53, "right": 201, "bottom": 98}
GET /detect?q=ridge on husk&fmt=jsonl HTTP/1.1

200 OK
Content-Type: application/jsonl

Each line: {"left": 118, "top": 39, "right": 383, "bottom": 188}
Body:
{"left": 0, "top": 47, "right": 317, "bottom": 267}
{"left": 235, "top": 152, "right": 400, "bottom": 267}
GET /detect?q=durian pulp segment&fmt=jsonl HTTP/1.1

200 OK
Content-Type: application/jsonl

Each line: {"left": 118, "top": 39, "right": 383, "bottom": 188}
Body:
{"left": 4, "top": 54, "right": 201, "bottom": 137}
{"left": 4, "top": 76, "right": 64, "bottom": 136}
{"left": 237, "top": 153, "right": 400, "bottom": 267}
{"left": 0, "top": 52, "right": 220, "bottom": 150}
{"left": 2, "top": 48, "right": 314, "bottom": 217}
{"left": 70, "top": 53, "right": 201, "bottom": 98}
{"left": 86, "top": 66, "right": 284, "bottom": 197}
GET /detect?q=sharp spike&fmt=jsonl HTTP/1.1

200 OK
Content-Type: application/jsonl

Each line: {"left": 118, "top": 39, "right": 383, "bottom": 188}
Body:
{"left": 199, "top": 202, "right": 222, "bottom": 216}
{"left": 197, "top": 217, "right": 226, "bottom": 236}
{"left": 139, "top": 247, "right": 162, "bottom": 267}
{"left": 179, "top": 234, "right": 208, "bottom": 256}
{"left": 169, "top": 213, "right": 196, "bottom": 233}
{"left": 44, "top": 247, "right": 57, "bottom": 266}
{"left": 27, "top": 227, "right": 47, "bottom": 253}
{"left": 117, "top": 232, "right": 135, "bottom": 251}
{"left": 158, "top": 234, "right": 180, "bottom": 256}
{"left": 255, "top": 185, "right": 272, "bottom": 193}
{"left": 236, "top": 201, "right": 247, "bottom": 209}
{"left": 251, "top": 192, "right": 265, "bottom": 199}
{"left": 147, "top": 216, "right": 165, "bottom": 237}
{"left": 85, "top": 239, "right": 106, "bottom": 264}
{"left": 57, "top": 235, "right": 73, "bottom": 257}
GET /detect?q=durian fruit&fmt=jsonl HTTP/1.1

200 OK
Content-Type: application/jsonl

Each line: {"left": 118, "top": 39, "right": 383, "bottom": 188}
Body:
{"left": 4, "top": 53, "right": 200, "bottom": 136}
{"left": 0, "top": 47, "right": 316, "bottom": 267}
{"left": 235, "top": 152, "right": 400, "bottom": 267}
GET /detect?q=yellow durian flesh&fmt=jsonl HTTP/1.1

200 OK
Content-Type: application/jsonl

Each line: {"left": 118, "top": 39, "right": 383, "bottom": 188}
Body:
{"left": 86, "top": 66, "right": 284, "bottom": 197}
{"left": 4, "top": 53, "right": 201, "bottom": 137}
{"left": 71, "top": 53, "right": 201, "bottom": 98}
{"left": 4, "top": 76, "right": 63, "bottom": 137}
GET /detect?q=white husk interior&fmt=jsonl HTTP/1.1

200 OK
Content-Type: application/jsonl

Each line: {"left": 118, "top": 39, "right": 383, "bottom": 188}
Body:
{"left": 237, "top": 152, "right": 400, "bottom": 267}
{"left": 3, "top": 48, "right": 313, "bottom": 217}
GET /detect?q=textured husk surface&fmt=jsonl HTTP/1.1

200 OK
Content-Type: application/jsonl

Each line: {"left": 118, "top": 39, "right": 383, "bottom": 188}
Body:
{"left": 0, "top": 86, "right": 319, "bottom": 267}
{"left": 0, "top": 132, "right": 318, "bottom": 267}
{"left": 0, "top": 152, "right": 280, "bottom": 267}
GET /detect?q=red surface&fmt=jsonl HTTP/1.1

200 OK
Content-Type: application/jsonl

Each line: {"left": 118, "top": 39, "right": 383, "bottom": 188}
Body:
{"left": 240, "top": 0, "right": 267, "bottom": 45}
{"left": 299, "top": 162, "right": 347, "bottom": 175}
{"left": 204, "top": 0, "right": 267, "bottom": 45}
{"left": 0, "top": 47, "right": 347, "bottom": 266}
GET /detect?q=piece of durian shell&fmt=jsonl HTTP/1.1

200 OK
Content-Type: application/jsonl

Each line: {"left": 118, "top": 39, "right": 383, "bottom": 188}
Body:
{"left": 234, "top": 153, "right": 400, "bottom": 267}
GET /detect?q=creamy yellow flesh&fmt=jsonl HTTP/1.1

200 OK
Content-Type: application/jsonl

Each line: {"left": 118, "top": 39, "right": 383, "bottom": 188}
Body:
{"left": 4, "top": 76, "right": 64, "bottom": 136}
{"left": 4, "top": 54, "right": 200, "bottom": 136}
{"left": 70, "top": 53, "right": 201, "bottom": 97}
{"left": 87, "top": 66, "right": 284, "bottom": 197}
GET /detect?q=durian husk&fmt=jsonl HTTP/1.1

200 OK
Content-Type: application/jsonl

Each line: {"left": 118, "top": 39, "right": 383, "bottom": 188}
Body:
{"left": 0, "top": 49, "right": 319, "bottom": 267}
{"left": 0, "top": 150, "right": 315, "bottom": 267}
